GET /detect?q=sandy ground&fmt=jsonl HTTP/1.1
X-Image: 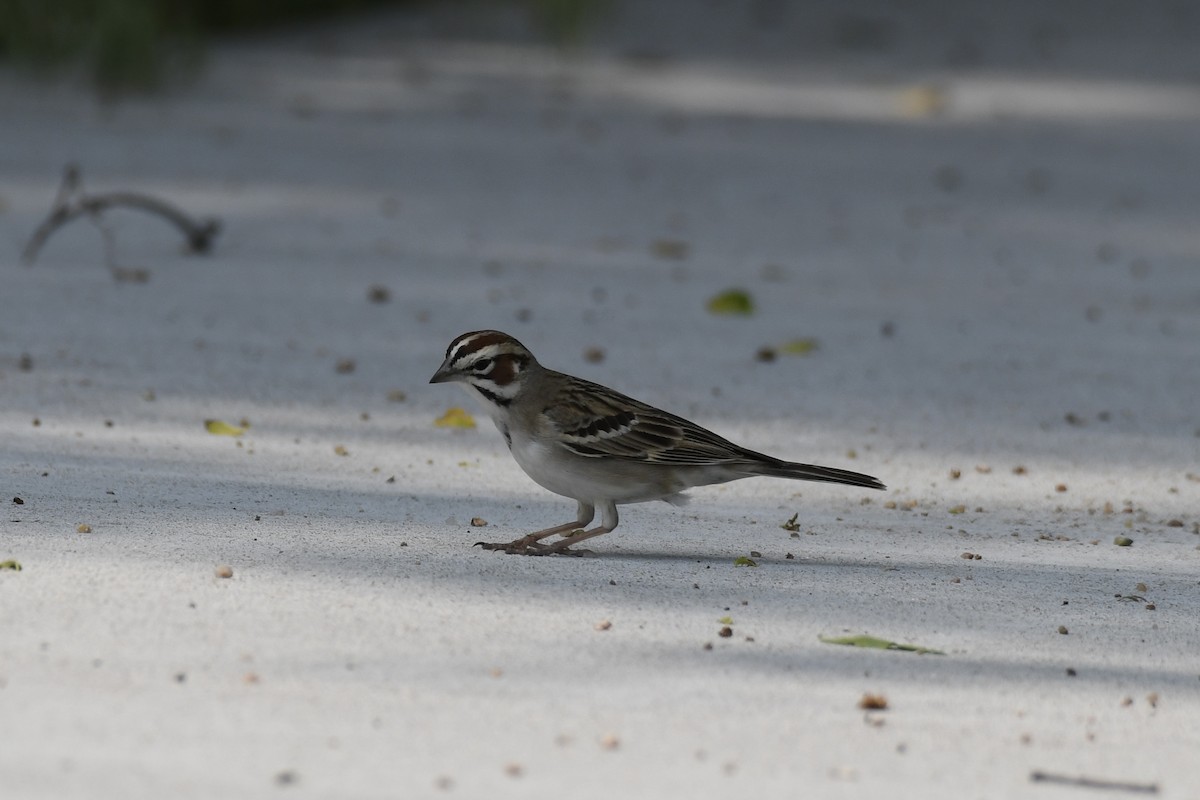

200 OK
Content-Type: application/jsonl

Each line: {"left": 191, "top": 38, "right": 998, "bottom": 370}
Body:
{"left": 2, "top": 1, "right": 1199, "bottom": 797}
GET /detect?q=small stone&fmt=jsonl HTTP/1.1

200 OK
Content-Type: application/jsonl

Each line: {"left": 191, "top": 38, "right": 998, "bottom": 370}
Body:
{"left": 599, "top": 733, "right": 620, "bottom": 750}
{"left": 335, "top": 358, "right": 356, "bottom": 374}
{"left": 858, "top": 693, "right": 888, "bottom": 710}
{"left": 1057, "top": 625, "right": 1068, "bottom": 635}
{"left": 1055, "top": 483, "right": 1068, "bottom": 493}
{"left": 367, "top": 285, "right": 391, "bottom": 304}
{"left": 76, "top": 523, "right": 92, "bottom": 533}
{"left": 718, "top": 626, "right": 733, "bottom": 638}
{"left": 470, "top": 517, "right": 488, "bottom": 527}
{"left": 595, "top": 620, "right": 612, "bottom": 631}
{"left": 215, "top": 564, "right": 234, "bottom": 579}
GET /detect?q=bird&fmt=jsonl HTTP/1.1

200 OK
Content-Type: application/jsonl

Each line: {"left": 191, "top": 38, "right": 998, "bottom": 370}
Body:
{"left": 429, "top": 330, "right": 885, "bottom": 555}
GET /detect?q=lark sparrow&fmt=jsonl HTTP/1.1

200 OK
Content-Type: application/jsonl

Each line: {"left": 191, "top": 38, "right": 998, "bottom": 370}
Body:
{"left": 430, "top": 330, "right": 885, "bottom": 555}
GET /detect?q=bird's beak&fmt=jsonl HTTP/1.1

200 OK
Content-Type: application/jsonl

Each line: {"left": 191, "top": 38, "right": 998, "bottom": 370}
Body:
{"left": 428, "top": 360, "right": 457, "bottom": 384}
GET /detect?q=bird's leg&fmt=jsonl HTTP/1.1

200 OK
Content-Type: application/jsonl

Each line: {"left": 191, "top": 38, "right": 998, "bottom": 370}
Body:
{"left": 528, "top": 502, "right": 618, "bottom": 556}
{"left": 474, "top": 501, "right": 595, "bottom": 554}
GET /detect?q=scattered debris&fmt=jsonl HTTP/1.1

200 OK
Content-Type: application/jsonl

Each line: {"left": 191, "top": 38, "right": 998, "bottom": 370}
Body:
{"left": 858, "top": 693, "right": 889, "bottom": 710}
{"left": 819, "top": 635, "right": 944, "bottom": 655}
{"left": 650, "top": 239, "right": 690, "bottom": 260}
{"left": 1029, "top": 771, "right": 1158, "bottom": 795}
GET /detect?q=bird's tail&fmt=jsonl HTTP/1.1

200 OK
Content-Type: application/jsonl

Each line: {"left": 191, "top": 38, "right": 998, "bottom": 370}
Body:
{"left": 749, "top": 459, "right": 886, "bottom": 490}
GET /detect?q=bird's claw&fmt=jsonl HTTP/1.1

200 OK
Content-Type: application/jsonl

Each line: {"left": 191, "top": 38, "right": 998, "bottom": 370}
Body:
{"left": 472, "top": 539, "right": 590, "bottom": 556}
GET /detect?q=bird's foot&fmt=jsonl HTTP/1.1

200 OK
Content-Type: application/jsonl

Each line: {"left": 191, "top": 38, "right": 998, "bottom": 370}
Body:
{"left": 473, "top": 531, "right": 590, "bottom": 556}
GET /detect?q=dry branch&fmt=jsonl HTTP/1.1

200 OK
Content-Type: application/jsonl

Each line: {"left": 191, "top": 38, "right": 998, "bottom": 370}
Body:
{"left": 22, "top": 164, "right": 221, "bottom": 265}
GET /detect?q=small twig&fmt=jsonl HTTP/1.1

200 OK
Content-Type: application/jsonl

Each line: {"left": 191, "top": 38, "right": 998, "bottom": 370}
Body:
{"left": 1030, "top": 770, "right": 1159, "bottom": 794}
{"left": 21, "top": 164, "right": 221, "bottom": 265}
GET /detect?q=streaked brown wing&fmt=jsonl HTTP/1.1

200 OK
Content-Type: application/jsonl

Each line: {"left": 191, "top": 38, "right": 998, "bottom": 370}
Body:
{"left": 542, "top": 378, "right": 749, "bottom": 466}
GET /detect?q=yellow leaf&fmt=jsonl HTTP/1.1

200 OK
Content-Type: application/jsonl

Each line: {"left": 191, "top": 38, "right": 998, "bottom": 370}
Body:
{"left": 434, "top": 407, "right": 476, "bottom": 429}
{"left": 781, "top": 338, "right": 819, "bottom": 355}
{"left": 707, "top": 289, "right": 754, "bottom": 316}
{"left": 205, "top": 419, "right": 244, "bottom": 436}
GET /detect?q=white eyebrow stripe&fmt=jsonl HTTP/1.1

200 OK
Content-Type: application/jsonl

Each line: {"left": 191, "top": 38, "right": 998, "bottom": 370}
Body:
{"left": 452, "top": 342, "right": 505, "bottom": 367}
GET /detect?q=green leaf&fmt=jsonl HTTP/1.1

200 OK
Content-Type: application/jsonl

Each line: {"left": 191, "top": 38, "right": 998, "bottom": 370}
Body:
{"left": 0, "top": 560, "right": 22, "bottom": 571}
{"left": 707, "top": 289, "right": 754, "bottom": 316}
{"left": 733, "top": 556, "right": 758, "bottom": 567}
{"left": 819, "top": 634, "right": 944, "bottom": 655}
{"left": 780, "top": 513, "right": 800, "bottom": 532}
{"left": 717, "top": 616, "right": 734, "bottom": 625}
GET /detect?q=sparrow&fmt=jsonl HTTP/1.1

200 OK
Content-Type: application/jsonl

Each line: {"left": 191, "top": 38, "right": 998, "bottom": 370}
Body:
{"left": 430, "top": 330, "right": 884, "bottom": 554}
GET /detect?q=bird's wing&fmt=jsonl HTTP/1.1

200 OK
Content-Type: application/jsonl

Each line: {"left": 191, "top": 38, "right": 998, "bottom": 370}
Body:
{"left": 541, "top": 378, "right": 750, "bottom": 466}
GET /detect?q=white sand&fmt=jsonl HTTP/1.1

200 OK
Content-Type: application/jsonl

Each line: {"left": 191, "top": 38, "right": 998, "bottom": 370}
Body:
{"left": 1, "top": 2, "right": 1198, "bottom": 797}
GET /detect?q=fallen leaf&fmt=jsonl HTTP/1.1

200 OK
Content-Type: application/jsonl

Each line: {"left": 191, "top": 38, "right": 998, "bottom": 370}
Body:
{"left": 733, "top": 556, "right": 758, "bottom": 567}
{"left": 204, "top": 419, "right": 244, "bottom": 437}
{"left": 706, "top": 289, "right": 754, "bottom": 316}
{"left": 781, "top": 338, "right": 819, "bottom": 355}
{"left": 434, "top": 407, "right": 476, "bottom": 429}
{"left": 0, "top": 560, "right": 22, "bottom": 571}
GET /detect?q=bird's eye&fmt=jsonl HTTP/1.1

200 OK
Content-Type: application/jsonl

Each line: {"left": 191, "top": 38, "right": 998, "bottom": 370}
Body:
{"left": 472, "top": 358, "right": 493, "bottom": 373}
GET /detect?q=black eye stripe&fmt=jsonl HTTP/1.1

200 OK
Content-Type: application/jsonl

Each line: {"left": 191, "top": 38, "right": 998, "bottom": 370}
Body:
{"left": 473, "top": 357, "right": 494, "bottom": 372}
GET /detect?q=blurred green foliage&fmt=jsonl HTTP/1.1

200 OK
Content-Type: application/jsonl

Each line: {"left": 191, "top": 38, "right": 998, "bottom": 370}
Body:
{"left": 0, "top": 0, "right": 607, "bottom": 92}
